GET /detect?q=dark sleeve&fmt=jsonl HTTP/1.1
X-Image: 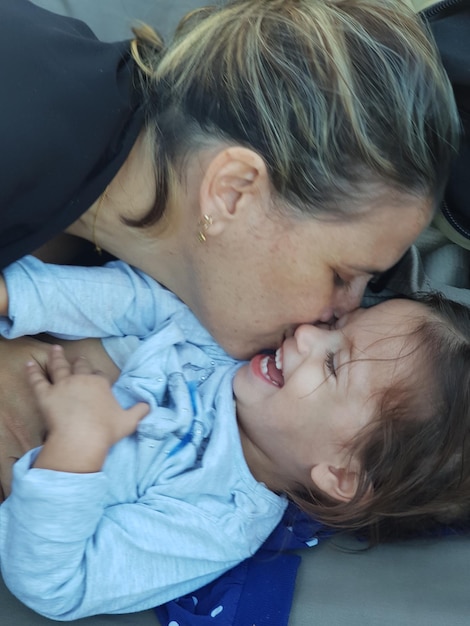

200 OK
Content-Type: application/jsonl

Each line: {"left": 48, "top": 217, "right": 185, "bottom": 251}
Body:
{"left": 0, "top": 0, "right": 145, "bottom": 268}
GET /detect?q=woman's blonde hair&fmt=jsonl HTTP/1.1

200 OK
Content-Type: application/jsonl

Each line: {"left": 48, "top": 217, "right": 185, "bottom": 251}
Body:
{"left": 131, "top": 0, "right": 459, "bottom": 224}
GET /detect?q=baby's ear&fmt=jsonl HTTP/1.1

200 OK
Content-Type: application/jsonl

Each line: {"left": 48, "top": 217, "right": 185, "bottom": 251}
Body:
{"left": 310, "top": 462, "right": 360, "bottom": 503}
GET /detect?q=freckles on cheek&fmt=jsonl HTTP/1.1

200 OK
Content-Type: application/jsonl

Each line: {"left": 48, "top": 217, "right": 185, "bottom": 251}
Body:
{"left": 250, "top": 316, "right": 266, "bottom": 330}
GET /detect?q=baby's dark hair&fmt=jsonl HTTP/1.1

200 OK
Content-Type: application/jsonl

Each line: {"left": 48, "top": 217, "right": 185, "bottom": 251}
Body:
{"left": 290, "top": 293, "right": 470, "bottom": 543}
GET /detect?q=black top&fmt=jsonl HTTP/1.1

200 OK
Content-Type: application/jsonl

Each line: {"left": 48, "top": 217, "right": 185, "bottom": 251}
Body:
{"left": 0, "top": 0, "right": 145, "bottom": 268}
{"left": 2, "top": 0, "right": 469, "bottom": 271}
{"left": 424, "top": 0, "right": 470, "bottom": 242}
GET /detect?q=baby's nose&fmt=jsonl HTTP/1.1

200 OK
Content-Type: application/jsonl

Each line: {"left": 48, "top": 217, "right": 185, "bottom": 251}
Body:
{"left": 294, "top": 323, "right": 329, "bottom": 353}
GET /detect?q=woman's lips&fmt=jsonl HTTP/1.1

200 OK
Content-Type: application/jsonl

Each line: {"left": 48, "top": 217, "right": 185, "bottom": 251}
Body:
{"left": 250, "top": 351, "right": 284, "bottom": 387}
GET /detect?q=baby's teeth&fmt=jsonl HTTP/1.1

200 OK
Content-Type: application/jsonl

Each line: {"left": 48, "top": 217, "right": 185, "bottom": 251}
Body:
{"left": 275, "top": 349, "right": 282, "bottom": 371}
{"left": 260, "top": 356, "right": 269, "bottom": 376}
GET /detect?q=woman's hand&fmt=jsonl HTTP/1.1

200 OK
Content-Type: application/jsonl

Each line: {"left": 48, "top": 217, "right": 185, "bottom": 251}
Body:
{"left": 0, "top": 337, "right": 50, "bottom": 500}
{"left": 28, "top": 345, "right": 149, "bottom": 473}
{"left": 0, "top": 403, "right": 45, "bottom": 501}
{"left": 0, "top": 274, "right": 8, "bottom": 316}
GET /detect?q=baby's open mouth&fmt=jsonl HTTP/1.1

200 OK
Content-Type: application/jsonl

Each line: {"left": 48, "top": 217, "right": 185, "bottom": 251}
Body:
{"left": 260, "top": 351, "right": 284, "bottom": 387}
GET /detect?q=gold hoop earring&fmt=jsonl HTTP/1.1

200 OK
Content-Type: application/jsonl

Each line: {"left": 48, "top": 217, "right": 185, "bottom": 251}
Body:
{"left": 197, "top": 214, "right": 213, "bottom": 243}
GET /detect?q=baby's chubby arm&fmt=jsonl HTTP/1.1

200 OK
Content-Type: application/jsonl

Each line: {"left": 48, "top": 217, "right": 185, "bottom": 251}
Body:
{"left": 0, "top": 256, "right": 176, "bottom": 340}
{"left": 27, "top": 345, "right": 149, "bottom": 473}
{"left": 1, "top": 347, "right": 245, "bottom": 620}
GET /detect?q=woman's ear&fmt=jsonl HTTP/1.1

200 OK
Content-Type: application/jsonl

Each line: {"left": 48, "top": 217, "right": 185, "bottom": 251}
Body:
{"left": 198, "top": 146, "right": 270, "bottom": 236}
{"left": 310, "top": 461, "right": 361, "bottom": 503}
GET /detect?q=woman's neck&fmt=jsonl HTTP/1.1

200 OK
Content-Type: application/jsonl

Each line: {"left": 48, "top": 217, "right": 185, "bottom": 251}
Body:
{"left": 66, "top": 131, "right": 226, "bottom": 350}
{"left": 66, "top": 131, "right": 154, "bottom": 247}
{"left": 73, "top": 203, "right": 191, "bottom": 295}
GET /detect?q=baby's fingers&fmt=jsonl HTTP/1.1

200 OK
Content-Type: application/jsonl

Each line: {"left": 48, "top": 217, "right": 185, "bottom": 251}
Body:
{"left": 25, "top": 359, "right": 51, "bottom": 397}
{"left": 46, "top": 345, "right": 72, "bottom": 382}
{"left": 118, "top": 402, "right": 150, "bottom": 439}
{"left": 128, "top": 402, "right": 150, "bottom": 424}
{"left": 71, "top": 354, "right": 94, "bottom": 376}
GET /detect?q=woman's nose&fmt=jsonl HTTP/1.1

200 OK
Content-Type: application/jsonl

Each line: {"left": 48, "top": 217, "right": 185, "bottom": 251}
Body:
{"left": 333, "top": 276, "right": 368, "bottom": 318}
{"left": 318, "top": 307, "right": 335, "bottom": 323}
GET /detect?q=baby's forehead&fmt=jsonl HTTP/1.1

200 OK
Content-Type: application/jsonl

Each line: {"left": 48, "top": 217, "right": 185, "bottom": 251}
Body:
{"left": 349, "top": 298, "right": 430, "bottom": 331}
{"left": 344, "top": 299, "right": 429, "bottom": 375}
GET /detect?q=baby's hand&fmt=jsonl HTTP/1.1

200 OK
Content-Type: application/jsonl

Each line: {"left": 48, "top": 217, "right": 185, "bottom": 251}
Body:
{"left": 27, "top": 345, "right": 149, "bottom": 473}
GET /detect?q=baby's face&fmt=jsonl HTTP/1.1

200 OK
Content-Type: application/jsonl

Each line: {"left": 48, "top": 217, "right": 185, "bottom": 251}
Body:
{"left": 233, "top": 298, "right": 429, "bottom": 489}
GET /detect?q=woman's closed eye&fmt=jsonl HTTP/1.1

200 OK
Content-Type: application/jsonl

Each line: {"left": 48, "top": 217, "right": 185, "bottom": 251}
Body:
{"left": 325, "top": 350, "right": 337, "bottom": 378}
{"left": 333, "top": 271, "right": 351, "bottom": 291}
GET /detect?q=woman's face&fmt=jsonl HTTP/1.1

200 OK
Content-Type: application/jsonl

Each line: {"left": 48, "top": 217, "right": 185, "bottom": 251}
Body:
{"left": 233, "top": 298, "right": 426, "bottom": 493}
{"left": 193, "top": 194, "right": 431, "bottom": 359}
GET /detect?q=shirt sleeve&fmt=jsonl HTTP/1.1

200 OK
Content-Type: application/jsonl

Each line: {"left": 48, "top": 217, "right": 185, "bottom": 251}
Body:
{"left": 0, "top": 257, "right": 180, "bottom": 339}
{"left": 0, "top": 451, "right": 246, "bottom": 620}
